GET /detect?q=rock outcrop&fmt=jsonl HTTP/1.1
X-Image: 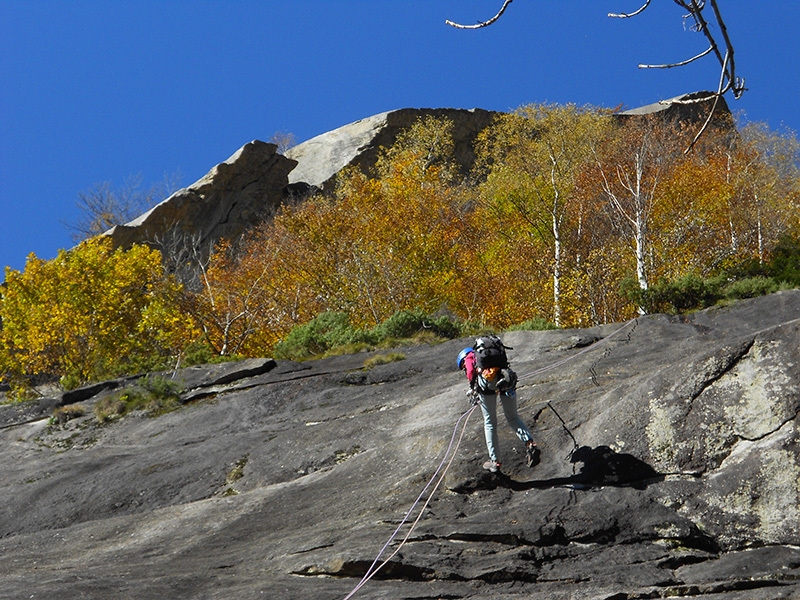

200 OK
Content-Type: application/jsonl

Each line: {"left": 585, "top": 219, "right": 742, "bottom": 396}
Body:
{"left": 284, "top": 107, "right": 497, "bottom": 192}
{"left": 1, "top": 291, "right": 798, "bottom": 599}
{"left": 103, "top": 108, "right": 497, "bottom": 253}
{"left": 103, "top": 96, "right": 732, "bottom": 256}
{"left": 617, "top": 90, "right": 732, "bottom": 123}
{"left": 105, "top": 140, "right": 297, "bottom": 252}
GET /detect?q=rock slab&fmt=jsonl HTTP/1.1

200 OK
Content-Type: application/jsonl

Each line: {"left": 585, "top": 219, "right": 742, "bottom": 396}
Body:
{"left": 1, "top": 291, "right": 799, "bottom": 599}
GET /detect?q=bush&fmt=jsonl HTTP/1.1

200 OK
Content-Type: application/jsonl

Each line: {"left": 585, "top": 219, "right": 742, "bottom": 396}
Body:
{"left": 624, "top": 274, "right": 722, "bottom": 314}
{"left": 372, "top": 309, "right": 460, "bottom": 340}
{"left": 426, "top": 314, "right": 463, "bottom": 339}
{"left": 273, "top": 312, "right": 371, "bottom": 361}
{"left": 93, "top": 376, "right": 183, "bottom": 423}
{"left": 766, "top": 234, "right": 800, "bottom": 287}
{"left": 139, "top": 375, "right": 183, "bottom": 401}
{"left": 372, "top": 310, "right": 424, "bottom": 338}
{"left": 723, "top": 276, "right": 779, "bottom": 300}
{"left": 274, "top": 309, "right": 464, "bottom": 361}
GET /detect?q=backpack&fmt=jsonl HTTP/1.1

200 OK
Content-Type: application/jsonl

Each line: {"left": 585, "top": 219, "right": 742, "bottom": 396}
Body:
{"left": 473, "top": 335, "right": 510, "bottom": 370}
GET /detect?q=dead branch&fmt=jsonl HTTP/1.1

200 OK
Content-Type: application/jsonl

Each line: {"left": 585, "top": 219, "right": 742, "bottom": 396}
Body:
{"left": 613, "top": 0, "right": 745, "bottom": 100}
{"left": 445, "top": 0, "right": 514, "bottom": 29}
{"left": 608, "top": 1, "right": 652, "bottom": 19}
{"left": 638, "top": 46, "right": 713, "bottom": 69}
{"left": 449, "top": 2, "right": 744, "bottom": 99}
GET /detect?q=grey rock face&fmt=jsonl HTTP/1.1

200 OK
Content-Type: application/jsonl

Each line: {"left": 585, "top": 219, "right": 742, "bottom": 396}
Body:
{"left": 105, "top": 140, "right": 297, "bottom": 252}
{"left": 102, "top": 98, "right": 729, "bottom": 257}
{"left": 103, "top": 108, "right": 497, "bottom": 254}
{"left": 285, "top": 107, "right": 497, "bottom": 192}
{"left": 1, "top": 291, "right": 799, "bottom": 599}
{"left": 617, "top": 90, "right": 733, "bottom": 123}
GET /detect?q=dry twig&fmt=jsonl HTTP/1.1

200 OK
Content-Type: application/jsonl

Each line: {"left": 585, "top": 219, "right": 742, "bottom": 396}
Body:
{"left": 445, "top": 0, "right": 514, "bottom": 29}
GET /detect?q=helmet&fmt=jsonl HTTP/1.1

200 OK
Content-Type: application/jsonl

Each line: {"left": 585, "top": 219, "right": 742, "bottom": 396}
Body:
{"left": 456, "top": 347, "right": 473, "bottom": 370}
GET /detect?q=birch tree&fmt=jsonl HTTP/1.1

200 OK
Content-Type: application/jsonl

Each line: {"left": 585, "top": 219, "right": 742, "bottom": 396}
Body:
{"left": 476, "top": 104, "right": 610, "bottom": 326}
{"left": 595, "top": 118, "right": 687, "bottom": 294}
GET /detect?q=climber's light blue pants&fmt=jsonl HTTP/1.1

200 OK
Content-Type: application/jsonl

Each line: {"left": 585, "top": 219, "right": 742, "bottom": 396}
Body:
{"left": 478, "top": 389, "right": 532, "bottom": 463}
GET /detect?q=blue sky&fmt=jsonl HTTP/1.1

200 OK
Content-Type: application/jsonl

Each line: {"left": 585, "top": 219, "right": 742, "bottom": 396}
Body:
{"left": 2, "top": 1, "right": 798, "bottom": 274}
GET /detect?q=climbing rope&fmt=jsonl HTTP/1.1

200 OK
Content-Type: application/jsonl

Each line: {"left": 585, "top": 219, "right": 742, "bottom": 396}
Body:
{"left": 516, "top": 318, "right": 638, "bottom": 383}
{"left": 342, "top": 402, "right": 478, "bottom": 599}
{"left": 343, "top": 318, "right": 638, "bottom": 598}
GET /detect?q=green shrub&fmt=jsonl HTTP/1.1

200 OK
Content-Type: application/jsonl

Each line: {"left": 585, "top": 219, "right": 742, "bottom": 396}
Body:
{"left": 374, "top": 309, "right": 426, "bottom": 339}
{"left": 274, "top": 309, "right": 463, "bottom": 361}
{"left": 624, "top": 274, "right": 722, "bottom": 314}
{"left": 766, "top": 234, "right": 800, "bottom": 287}
{"left": 372, "top": 309, "right": 460, "bottom": 340}
{"left": 664, "top": 274, "right": 722, "bottom": 312}
{"left": 93, "top": 376, "right": 183, "bottom": 423}
{"left": 723, "top": 276, "right": 779, "bottom": 300}
{"left": 426, "top": 314, "right": 462, "bottom": 339}
{"left": 139, "top": 375, "right": 183, "bottom": 400}
{"left": 274, "top": 312, "right": 371, "bottom": 361}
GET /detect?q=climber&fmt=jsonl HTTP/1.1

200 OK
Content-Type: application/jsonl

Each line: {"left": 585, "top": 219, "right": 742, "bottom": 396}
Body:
{"left": 457, "top": 336, "right": 540, "bottom": 473}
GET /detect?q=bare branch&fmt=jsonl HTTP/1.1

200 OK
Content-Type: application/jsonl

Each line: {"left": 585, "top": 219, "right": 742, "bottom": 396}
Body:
{"left": 638, "top": 46, "right": 713, "bottom": 69}
{"left": 683, "top": 52, "right": 729, "bottom": 153}
{"left": 447, "top": 1, "right": 744, "bottom": 99}
{"left": 618, "top": 0, "right": 745, "bottom": 150}
{"left": 608, "top": 0, "right": 652, "bottom": 19}
{"left": 445, "top": 0, "right": 514, "bottom": 29}
{"left": 667, "top": 0, "right": 745, "bottom": 98}
{"left": 445, "top": 1, "right": 745, "bottom": 148}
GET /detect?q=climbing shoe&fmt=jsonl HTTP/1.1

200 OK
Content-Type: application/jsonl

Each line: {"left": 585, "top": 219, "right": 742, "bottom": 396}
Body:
{"left": 482, "top": 460, "right": 501, "bottom": 473}
{"left": 526, "top": 441, "right": 540, "bottom": 468}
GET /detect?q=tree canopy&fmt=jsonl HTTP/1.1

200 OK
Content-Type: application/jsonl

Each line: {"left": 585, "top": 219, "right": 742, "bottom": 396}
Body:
{"left": 2, "top": 106, "right": 798, "bottom": 396}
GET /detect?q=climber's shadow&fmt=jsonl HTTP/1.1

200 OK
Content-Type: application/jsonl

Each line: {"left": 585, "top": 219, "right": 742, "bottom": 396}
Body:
{"left": 568, "top": 445, "right": 661, "bottom": 488}
{"left": 498, "top": 445, "right": 662, "bottom": 491}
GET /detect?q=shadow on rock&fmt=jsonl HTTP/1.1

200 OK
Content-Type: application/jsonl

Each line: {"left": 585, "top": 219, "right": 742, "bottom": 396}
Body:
{"left": 448, "top": 446, "right": 664, "bottom": 494}
{"left": 456, "top": 445, "right": 663, "bottom": 493}
{"left": 568, "top": 445, "right": 661, "bottom": 488}
{"left": 528, "top": 445, "right": 661, "bottom": 490}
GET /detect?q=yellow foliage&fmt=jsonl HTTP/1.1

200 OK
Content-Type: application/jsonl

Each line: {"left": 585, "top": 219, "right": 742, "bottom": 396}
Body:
{"left": 6, "top": 110, "right": 796, "bottom": 389}
{"left": 0, "top": 238, "right": 193, "bottom": 395}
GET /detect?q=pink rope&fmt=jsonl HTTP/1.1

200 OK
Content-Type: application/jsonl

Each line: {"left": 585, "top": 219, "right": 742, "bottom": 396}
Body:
{"left": 515, "top": 318, "right": 637, "bottom": 382}
{"left": 343, "top": 318, "right": 639, "bottom": 598}
{"left": 342, "top": 403, "right": 478, "bottom": 599}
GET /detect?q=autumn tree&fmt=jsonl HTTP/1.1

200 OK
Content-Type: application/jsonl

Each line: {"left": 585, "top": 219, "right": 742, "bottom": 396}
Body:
{"left": 185, "top": 223, "right": 315, "bottom": 358}
{"left": 734, "top": 122, "right": 800, "bottom": 262}
{"left": 475, "top": 104, "right": 611, "bottom": 326}
{"left": 595, "top": 117, "right": 690, "bottom": 295}
{"left": 653, "top": 138, "right": 737, "bottom": 277}
{"left": 189, "top": 116, "right": 478, "bottom": 354}
{"left": 649, "top": 120, "right": 800, "bottom": 282}
{"left": 0, "top": 238, "right": 193, "bottom": 397}
{"left": 284, "top": 116, "right": 474, "bottom": 325}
